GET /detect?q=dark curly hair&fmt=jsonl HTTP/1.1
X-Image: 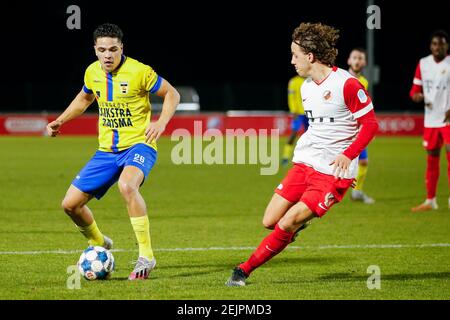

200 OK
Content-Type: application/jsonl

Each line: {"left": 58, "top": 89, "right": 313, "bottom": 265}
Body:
{"left": 431, "top": 29, "right": 449, "bottom": 43}
{"left": 93, "top": 23, "right": 123, "bottom": 43}
{"left": 292, "top": 22, "right": 340, "bottom": 66}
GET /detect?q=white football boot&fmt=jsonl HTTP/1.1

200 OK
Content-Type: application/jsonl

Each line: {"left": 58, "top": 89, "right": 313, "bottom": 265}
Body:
{"left": 128, "top": 256, "right": 156, "bottom": 280}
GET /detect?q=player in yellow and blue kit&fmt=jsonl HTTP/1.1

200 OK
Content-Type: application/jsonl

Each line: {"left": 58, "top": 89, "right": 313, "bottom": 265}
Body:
{"left": 281, "top": 75, "right": 308, "bottom": 166}
{"left": 347, "top": 48, "right": 375, "bottom": 204}
{"left": 47, "top": 23, "right": 180, "bottom": 280}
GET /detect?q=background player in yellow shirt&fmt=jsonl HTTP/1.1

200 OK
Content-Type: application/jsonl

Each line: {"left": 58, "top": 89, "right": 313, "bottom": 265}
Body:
{"left": 347, "top": 47, "right": 375, "bottom": 204}
{"left": 281, "top": 75, "right": 308, "bottom": 166}
{"left": 46, "top": 23, "right": 180, "bottom": 280}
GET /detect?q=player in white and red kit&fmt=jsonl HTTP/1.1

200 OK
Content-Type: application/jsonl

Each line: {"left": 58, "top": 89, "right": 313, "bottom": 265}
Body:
{"left": 226, "top": 23, "right": 379, "bottom": 286}
{"left": 410, "top": 30, "right": 450, "bottom": 212}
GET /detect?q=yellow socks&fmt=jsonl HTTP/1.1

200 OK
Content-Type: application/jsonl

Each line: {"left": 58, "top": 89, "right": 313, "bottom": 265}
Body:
{"left": 355, "top": 164, "right": 369, "bottom": 191}
{"left": 282, "top": 144, "right": 294, "bottom": 160}
{"left": 77, "top": 216, "right": 154, "bottom": 260}
{"left": 130, "top": 215, "right": 154, "bottom": 260}
{"left": 77, "top": 220, "right": 105, "bottom": 247}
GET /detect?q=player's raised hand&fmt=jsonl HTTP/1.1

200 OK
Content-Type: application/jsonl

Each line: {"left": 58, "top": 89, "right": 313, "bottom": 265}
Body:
{"left": 47, "top": 120, "right": 63, "bottom": 137}
{"left": 329, "top": 154, "right": 351, "bottom": 179}
{"left": 145, "top": 120, "right": 166, "bottom": 144}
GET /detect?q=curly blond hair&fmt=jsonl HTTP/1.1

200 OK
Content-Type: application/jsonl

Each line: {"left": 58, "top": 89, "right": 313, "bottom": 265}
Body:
{"left": 292, "top": 22, "right": 340, "bottom": 66}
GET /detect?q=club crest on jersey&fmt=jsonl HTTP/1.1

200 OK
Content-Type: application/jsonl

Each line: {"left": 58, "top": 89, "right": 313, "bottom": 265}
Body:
{"left": 323, "top": 90, "right": 332, "bottom": 100}
{"left": 357, "top": 89, "right": 368, "bottom": 103}
{"left": 120, "top": 82, "right": 128, "bottom": 94}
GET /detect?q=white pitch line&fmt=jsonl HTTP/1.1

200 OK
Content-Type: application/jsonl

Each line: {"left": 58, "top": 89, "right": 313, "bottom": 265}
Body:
{"left": 0, "top": 243, "right": 448, "bottom": 255}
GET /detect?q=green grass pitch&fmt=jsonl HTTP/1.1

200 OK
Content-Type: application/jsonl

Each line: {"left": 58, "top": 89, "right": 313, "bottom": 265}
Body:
{"left": 0, "top": 136, "right": 448, "bottom": 299}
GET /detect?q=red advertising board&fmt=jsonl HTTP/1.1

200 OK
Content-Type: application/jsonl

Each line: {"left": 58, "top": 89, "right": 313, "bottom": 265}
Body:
{"left": 375, "top": 114, "right": 424, "bottom": 135}
{"left": 0, "top": 114, "right": 98, "bottom": 136}
{"left": 0, "top": 113, "right": 425, "bottom": 136}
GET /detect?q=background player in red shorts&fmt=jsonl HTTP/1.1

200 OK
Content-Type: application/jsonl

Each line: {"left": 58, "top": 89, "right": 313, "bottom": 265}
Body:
{"left": 410, "top": 30, "right": 450, "bottom": 212}
{"left": 226, "top": 22, "right": 379, "bottom": 286}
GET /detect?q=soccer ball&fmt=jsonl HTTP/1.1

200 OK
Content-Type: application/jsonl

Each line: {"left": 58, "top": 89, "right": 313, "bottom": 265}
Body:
{"left": 77, "top": 246, "right": 115, "bottom": 280}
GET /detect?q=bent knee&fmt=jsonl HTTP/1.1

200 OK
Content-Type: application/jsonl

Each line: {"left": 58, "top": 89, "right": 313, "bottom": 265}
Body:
{"left": 262, "top": 207, "right": 281, "bottom": 230}
{"left": 279, "top": 204, "right": 313, "bottom": 231}
{"left": 262, "top": 217, "right": 276, "bottom": 230}
{"left": 61, "top": 198, "right": 80, "bottom": 215}
{"left": 118, "top": 180, "right": 139, "bottom": 198}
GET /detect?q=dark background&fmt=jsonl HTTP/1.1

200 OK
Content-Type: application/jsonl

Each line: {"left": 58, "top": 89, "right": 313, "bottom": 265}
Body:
{"left": 2, "top": 0, "right": 449, "bottom": 113}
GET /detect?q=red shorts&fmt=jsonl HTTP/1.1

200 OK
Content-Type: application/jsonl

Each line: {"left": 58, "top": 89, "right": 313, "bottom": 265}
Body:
{"left": 275, "top": 163, "right": 354, "bottom": 217}
{"left": 423, "top": 126, "right": 450, "bottom": 151}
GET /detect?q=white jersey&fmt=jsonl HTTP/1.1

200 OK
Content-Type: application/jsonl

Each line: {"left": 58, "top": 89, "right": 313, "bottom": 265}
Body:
{"left": 412, "top": 55, "right": 450, "bottom": 128}
{"left": 293, "top": 67, "right": 374, "bottom": 179}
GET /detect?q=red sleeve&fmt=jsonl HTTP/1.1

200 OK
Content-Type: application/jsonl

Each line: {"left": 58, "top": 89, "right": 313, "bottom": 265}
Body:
{"left": 409, "top": 61, "right": 423, "bottom": 98}
{"left": 343, "top": 110, "right": 379, "bottom": 160}
{"left": 343, "top": 78, "right": 373, "bottom": 119}
{"left": 342, "top": 78, "right": 378, "bottom": 160}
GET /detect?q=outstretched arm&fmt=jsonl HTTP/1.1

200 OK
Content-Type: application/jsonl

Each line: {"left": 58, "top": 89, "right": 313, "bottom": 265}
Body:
{"left": 145, "top": 79, "right": 180, "bottom": 143}
{"left": 46, "top": 89, "right": 95, "bottom": 137}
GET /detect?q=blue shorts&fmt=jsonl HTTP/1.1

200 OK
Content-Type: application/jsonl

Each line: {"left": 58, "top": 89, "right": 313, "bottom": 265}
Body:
{"left": 359, "top": 148, "right": 368, "bottom": 160}
{"left": 72, "top": 143, "right": 157, "bottom": 199}
{"left": 291, "top": 114, "right": 309, "bottom": 132}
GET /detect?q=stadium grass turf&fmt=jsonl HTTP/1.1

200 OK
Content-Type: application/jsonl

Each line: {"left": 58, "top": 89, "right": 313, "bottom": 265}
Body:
{"left": 0, "top": 136, "right": 449, "bottom": 299}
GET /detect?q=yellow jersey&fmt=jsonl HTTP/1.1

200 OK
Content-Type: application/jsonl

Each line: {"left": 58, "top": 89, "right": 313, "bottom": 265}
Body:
{"left": 357, "top": 74, "right": 369, "bottom": 91}
{"left": 83, "top": 56, "right": 160, "bottom": 153}
{"left": 287, "top": 75, "right": 305, "bottom": 115}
